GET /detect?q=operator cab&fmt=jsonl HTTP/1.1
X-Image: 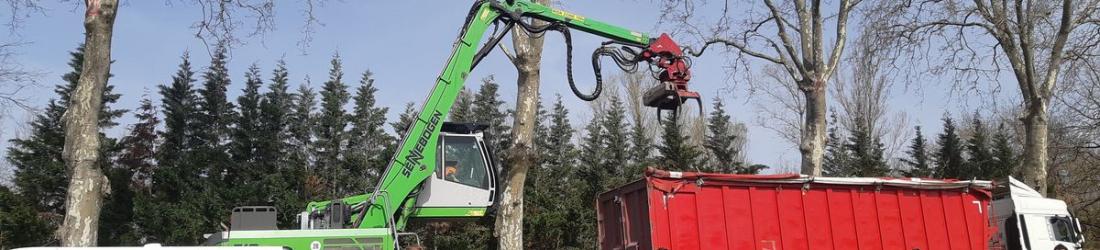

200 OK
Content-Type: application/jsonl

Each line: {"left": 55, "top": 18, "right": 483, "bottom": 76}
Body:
{"left": 412, "top": 122, "right": 497, "bottom": 218}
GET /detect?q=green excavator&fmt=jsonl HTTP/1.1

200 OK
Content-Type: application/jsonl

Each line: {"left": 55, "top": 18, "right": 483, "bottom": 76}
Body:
{"left": 204, "top": 1, "right": 701, "bottom": 249}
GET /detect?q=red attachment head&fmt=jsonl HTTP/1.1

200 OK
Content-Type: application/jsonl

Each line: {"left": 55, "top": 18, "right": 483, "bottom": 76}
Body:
{"left": 640, "top": 33, "right": 702, "bottom": 116}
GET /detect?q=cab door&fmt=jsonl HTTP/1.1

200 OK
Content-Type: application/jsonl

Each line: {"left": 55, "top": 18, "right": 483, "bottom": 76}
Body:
{"left": 412, "top": 133, "right": 496, "bottom": 218}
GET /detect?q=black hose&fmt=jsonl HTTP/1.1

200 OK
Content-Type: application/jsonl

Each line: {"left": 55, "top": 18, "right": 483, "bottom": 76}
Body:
{"left": 557, "top": 26, "right": 601, "bottom": 101}
{"left": 501, "top": 7, "right": 646, "bottom": 102}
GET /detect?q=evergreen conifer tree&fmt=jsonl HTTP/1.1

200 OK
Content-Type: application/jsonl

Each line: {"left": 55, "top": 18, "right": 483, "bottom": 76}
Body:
{"left": 543, "top": 96, "right": 575, "bottom": 170}
{"left": 196, "top": 44, "right": 236, "bottom": 232}
{"left": 705, "top": 98, "right": 755, "bottom": 173}
{"left": 449, "top": 88, "right": 475, "bottom": 123}
{"left": 935, "top": 116, "right": 966, "bottom": 179}
{"left": 102, "top": 97, "right": 159, "bottom": 245}
{"left": 628, "top": 110, "right": 653, "bottom": 167}
{"left": 315, "top": 54, "right": 351, "bottom": 197}
{"left": 155, "top": 52, "right": 199, "bottom": 173}
{"left": 990, "top": 124, "right": 1018, "bottom": 179}
{"left": 574, "top": 112, "right": 606, "bottom": 246}
{"left": 901, "top": 126, "right": 934, "bottom": 177}
{"left": 291, "top": 83, "right": 320, "bottom": 199}
{"left": 391, "top": 102, "right": 417, "bottom": 136}
{"left": 196, "top": 44, "right": 236, "bottom": 187}
{"left": 601, "top": 96, "right": 630, "bottom": 184}
{"left": 0, "top": 186, "right": 52, "bottom": 247}
{"left": 259, "top": 60, "right": 301, "bottom": 228}
{"left": 137, "top": 52, "right": 203, "bottom": 244}
{"left": 822, "top": 112, "right": 851, "bottom": 176}
{"left": 7, "top": 45, "right": 124, "bottom": 234}
{"left": 657, "top": 114, "right": 701, "bottom": 171}
{"left": 117, "top": 98, "right": 159, "bottom": 190}
{"left": 844, "top": 116, "right": 889, "bottom": 177}
{"left": 471, "top": 76, "right": 510, "bottom": 157}
{"left": 964, "top": 115, "right": 994, "bottom": 179}
{"left": 524, "top": 96, "right": 584, "bottom": 248}
{"left": 347, "top": 70, "right": 391, "bottom": 192}
{"left": 229, "top": 64, "right": 265, "bottom": 204}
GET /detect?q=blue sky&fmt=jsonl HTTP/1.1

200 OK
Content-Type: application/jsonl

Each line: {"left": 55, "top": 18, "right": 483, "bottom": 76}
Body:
{"left": 0, "top": 1, "right": 1017, "bottom": 179}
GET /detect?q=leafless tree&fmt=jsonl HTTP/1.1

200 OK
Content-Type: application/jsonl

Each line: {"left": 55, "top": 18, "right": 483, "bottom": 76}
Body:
{"left": 661, "top": 0, "right": 861, "bottom": 175}
{"left": 618, "top": 71, "right": 660, "bottom": 140}
{"left": 0, "top": 41, "right": 39, "bottom": 115}
{"left": 1056, "top": 56, "right": 1100, "bottom": 240}
{"left": 184, "top": 0, "right": 328, "bottom": 52}
{"left": 831, "top": 34, "right": 910, "bottom": 164}
{"left": 753, "top": 64, "right": 804, "bottom": 147}
{"left": 867, "top": 0, "right": 1100, "bottom": 194}
{"left": 494, "top": 0, "right": 550, "bottom": 248}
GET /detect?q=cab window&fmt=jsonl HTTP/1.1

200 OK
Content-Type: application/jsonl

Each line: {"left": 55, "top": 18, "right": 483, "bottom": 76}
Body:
{"left": 1049, "top": 216, "right": 1077, "bottom": 242}
{"left": 441, "top": 135, "right": 489, "bottom": 189}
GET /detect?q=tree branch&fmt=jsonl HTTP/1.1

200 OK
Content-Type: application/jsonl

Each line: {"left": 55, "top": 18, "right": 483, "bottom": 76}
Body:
{"left": 823, "top": 0, "right": 853, "bottom": 79}
{"left": 497, "top": 42, "right": 518, "bottom": 65}
{"left": 1040, "top": 0, "right": 1076, "bottom": 99}
{"left": 764, "top": 0, "right": 808, "bottom": 76}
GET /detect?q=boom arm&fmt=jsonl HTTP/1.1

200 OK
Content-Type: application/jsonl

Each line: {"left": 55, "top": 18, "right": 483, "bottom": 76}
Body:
{"left": 308, "top": 0, "right": 701, "bottom": 231}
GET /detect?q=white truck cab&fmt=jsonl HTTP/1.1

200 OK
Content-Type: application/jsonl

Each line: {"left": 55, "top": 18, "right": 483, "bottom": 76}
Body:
{"left": 993, "top": 177, "right": 1085, "bottom": 250}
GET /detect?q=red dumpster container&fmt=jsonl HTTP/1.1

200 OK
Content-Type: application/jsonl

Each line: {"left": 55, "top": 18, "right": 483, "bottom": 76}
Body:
{"left": 597, "top": 168, "right": 995, "bottom": 250}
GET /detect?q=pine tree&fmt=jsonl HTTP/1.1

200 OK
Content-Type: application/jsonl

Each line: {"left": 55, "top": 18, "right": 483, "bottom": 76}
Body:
{"left": 156, "top": 52, "right": 199, "bottom": 174}
{"left": 138, "top": 52, "right": 203, "bottom": 244}
{"left": 543, "top": 96, "right": 575, "bottom": 170}
{"left": 471, "top": 76, "right": 510, "bottom": 157}
{"left": 196, "top": 44, "right": 236, "bottom": 186}
{"left": 601, "top": 95, "right": 630, "bottom": 184}
{"left": 7, "top": 45, "right": 124, "bottom": 231}
{"left": 524, "top": 97, "right": 583, "bottom": 248}
{"left": 259, "top": 60, "right": 301, "bottom": 228}
{"left": 7, "top": 98, "right": 67, "bottom": 216}
{"left": 347, "top": 70, "right": 391, "bottom": 193}
{"left": 391, "top": 102, "right": 417, "bottom": 136}
{"left": 229, "top": 64, "right": 266, "bottom": 205}
{"left": 291, "top": 83, "right": 320, "bottom": 199}
{"left": 194, "top": 44, "right": 237, "bottom": 242}
{"left": 450, "top": 87, "right": 475, "bottom": 123}
{"left": 844, "top": 116, "right": 889, "bottom": 177}
{"left": 574, "top": 112, "right": 606, "bottom": 246}
{"left": 964, "top": 115, "right": 994, "bottom": 179}
{"left": 117, "top": 98, "right": 159, "bottom": 190}
{"left": 935, "top": 116, "right": 966, "bottom": 179}
{"left": 628, "top": 110, "right": 653, "bottom": 167}
{"left": 0, "top": 185, "right": 52, "bottom": 247}
{"left": 657, "top": 114, "right": 702, "bottom": 171}
{"left": 901, "top": 126, "right": 934, "bottom": 177}
{"left": 990, "top": 124, "right": 1018, "bottom": 180}
{"left": 822, "top": 112, "right": 851, "bottom": 176}
{"left": 315, "top": 54, "right": 351, "bottom": 197}
{"left": 101, "top": 98, "right": 159, "bottom": 245}
{"left": 705, "top": 98, "right": 754, "bottom": 174}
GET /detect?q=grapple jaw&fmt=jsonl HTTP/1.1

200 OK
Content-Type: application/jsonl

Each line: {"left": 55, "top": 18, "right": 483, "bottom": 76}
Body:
{"left": 643, "top": 81, "right": 703, "bottom": 118}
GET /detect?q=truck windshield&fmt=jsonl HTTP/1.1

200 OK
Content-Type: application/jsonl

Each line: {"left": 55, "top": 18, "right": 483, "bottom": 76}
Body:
{"left": 1050, "top": 216, "right": 1078, "bottom": 243}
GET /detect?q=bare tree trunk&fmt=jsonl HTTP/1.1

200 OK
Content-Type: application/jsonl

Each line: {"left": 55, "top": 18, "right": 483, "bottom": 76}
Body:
{"left": 1022, "top": 102, "right": 1050, "bottom": 194}
{"left": 494, "top": 1, "right": 547, "bottom": 248}
{"left": 799, "top": 84, "right": 827, "bottom": 175}
{"left": 58, "top": 0, "right": 118, "bottom": 246}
